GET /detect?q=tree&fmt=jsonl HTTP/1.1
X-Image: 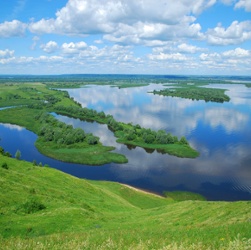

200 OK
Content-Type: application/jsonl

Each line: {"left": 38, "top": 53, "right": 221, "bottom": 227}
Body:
{"left": 156, "top": 130, "right": 167, "bottom": 144}
{"left": 99, "top": 111, "right": 106, "bottom": 118}
{"left": 15, "top": 150, "right": 21, "bottom": 160}
{"left": 166, "top": 133, "right": 174, "bottom": 144}
{"left": 126, "top": 130, "right": 136, "bottom": 141}
{"left": 87, "top": 135, "right": 99, "bottom": 145}
{"left": 144, "top": 134, "right": 155, "bottom": 144}
{"left": 4, "top": 152, "right": 12, "bottom": 157}
{"left": 179, "top": 136, "right": 189, "bottom": 145}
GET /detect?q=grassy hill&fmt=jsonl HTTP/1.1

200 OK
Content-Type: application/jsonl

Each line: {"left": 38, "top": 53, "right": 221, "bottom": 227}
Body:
{"left": 0, "top": 155, "right": 250, "bottom": 249}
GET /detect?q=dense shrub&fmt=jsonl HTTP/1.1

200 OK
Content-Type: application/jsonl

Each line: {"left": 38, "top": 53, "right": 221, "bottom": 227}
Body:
{"left": 1, "top": 162, "right": 8, "bottom": 170}
{"left": 21, "top": 198, "right": 46, "bottom": 214}
{"left": 35, "top": 112, "right": 96, "bottom": 146}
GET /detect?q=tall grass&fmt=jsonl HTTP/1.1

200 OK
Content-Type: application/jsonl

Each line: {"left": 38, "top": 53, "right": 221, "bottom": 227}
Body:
{"left": 1, "top": 233, "right": 250, "bottom": 250}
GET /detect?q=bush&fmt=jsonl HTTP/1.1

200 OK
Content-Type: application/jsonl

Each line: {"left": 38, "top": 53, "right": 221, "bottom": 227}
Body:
{"left": 87, "top": 135, "right": 99, "bottom": 145}
{"left": 1, "top": 162, "right": 8, "bottom": 170}
{"left": 4, "top": 152, "right": 12, "bottom": 157}
{"left": 0, "top": 147, "right": 12, "bottom": 157}
{"left": 21, "top": 198, "right": 46, "bottom": 214}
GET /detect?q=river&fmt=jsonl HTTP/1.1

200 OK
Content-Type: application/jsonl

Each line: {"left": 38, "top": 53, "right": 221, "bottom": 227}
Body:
{"left": 1, "top": 82, "right": 251, "bottom": 201}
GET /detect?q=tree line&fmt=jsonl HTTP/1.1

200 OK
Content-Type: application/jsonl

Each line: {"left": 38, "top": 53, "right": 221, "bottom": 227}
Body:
{"left": 52, "top": 105, "right": 189, "bottom": 146}
{"left": 35, "top": 112, "right": 99, "bottom": 146}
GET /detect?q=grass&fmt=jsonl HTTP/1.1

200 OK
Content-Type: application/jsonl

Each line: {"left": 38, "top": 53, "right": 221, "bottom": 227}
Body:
{"left": 1, "top": 234, "right": 251, "bottom": 250}
{"left": 163, "top": 191, "right": 206, "bottom": 201}
{"left": 35, "top": 139, "right": 127, "bottom": 165}
{"left": 0, "top": 155, "right": 250, "bottom": 249}
{"left": 117, "top": 138, "right": 199, "bottom": 158}
{"left": 0, "top": 82, "right": 76, "bottom": 108}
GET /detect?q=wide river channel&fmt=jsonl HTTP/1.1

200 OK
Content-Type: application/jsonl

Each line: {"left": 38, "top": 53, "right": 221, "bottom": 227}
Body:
{"left": 1, "top": 82, "right": 251, "bottom": 201}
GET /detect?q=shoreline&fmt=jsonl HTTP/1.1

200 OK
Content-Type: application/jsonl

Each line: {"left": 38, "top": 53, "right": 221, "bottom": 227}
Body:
{"left": 121, "top": 183, "right": 165, "bottom": 199}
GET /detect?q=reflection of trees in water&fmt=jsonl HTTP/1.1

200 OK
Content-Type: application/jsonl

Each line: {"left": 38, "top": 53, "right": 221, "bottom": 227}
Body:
{"left": 126, "top": 144, "right": 136, "bottom": 150}
{"left": 144, "top": 148, "right": 155, "bottom": 154}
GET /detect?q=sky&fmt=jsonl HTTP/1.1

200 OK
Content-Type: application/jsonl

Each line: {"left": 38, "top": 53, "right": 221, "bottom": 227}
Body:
{"left": 0, "top": 0, "right": 250, "bottom": 75}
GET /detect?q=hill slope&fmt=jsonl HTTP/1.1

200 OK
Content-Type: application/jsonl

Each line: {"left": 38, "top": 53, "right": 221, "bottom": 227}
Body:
{"left": 0, "top": 155, "right": 250, "bottom": 249}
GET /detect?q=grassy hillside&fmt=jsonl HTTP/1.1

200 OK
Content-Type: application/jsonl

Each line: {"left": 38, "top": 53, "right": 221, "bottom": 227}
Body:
{"left": 0, "top": 155, "right": 250, "bottom": 249}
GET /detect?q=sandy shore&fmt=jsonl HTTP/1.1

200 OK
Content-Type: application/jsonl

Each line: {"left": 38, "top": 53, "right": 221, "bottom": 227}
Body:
{"left": 121, "top": 184, "right": 165, "bottom": 198}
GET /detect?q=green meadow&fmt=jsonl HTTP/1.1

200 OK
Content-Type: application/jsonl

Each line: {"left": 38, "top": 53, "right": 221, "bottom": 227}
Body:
{"left": 0, "top": 155, "right": 250, "bottom": 249}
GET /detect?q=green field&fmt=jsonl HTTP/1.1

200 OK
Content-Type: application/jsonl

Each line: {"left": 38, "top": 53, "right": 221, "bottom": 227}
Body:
{"left": 0, "top": 155, "right": 250, "bottom": 249}
{"left": 0, "top": 82, "right": 76, "bottom": 108}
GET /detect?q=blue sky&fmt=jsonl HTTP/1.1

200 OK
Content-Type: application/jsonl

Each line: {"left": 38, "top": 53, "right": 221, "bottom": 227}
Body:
{"left": 0, "top": 0, "right": 250, "bottom": 75}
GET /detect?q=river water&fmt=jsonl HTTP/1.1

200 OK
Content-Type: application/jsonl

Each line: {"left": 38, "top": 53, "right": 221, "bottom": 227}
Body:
{"left": 1, "top": 82, "right": 251, "bottom": 201}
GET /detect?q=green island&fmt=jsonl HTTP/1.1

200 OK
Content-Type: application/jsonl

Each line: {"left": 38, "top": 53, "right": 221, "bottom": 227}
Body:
{"left": 0, "top": 154, "right": 250, "bottom": 249}
{"left": 53, "top": 105, "right": 199, "bottom": 158}
{"left": 151, "top": 82, "right": 230, "bottom": 103}
{"left": 0, "top": 82, "right": 199, "bottom": 165}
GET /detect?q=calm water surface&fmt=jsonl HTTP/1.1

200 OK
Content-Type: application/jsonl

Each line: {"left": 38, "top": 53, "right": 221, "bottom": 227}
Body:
{"left": 1, "top": 83, "right": 251, "bottom": 201}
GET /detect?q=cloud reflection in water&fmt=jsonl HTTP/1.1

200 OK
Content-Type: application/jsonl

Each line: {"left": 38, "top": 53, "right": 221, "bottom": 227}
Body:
{"left": 57, "top": 83, "right": 251, "bottom": 199}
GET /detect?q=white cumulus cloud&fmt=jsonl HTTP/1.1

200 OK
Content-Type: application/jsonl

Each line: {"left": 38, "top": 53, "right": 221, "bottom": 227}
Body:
{"left": 0, "top": 20, "right": 26, "bottom": 37}
{"left": 149, "top": 52, "right": 188, "bottom": 61}
{"left": 178, "top": 43, "right": 205, "bottom": 53}
{"left": 199, "top": 47, "right": 251, "bottom": 73}
{"left": 206, "top": 21, "right": 251, "bottom": 45}
{"left": 28, "top": 0, "right": 212, "bottom": 44}
{"left": 235, "top": 0, "right": 251, "bottom": 11}
{"left": 0, "top": 49, "right": 15, "bottom": 59}
{"left": 222, "top": 47, "right": 250, "bottom": 58}
{"left": 40, "top": 41, "right": 58, "bottom": 53}
{"left": 61, "top": 41, "right": 88, "bottom": 54}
